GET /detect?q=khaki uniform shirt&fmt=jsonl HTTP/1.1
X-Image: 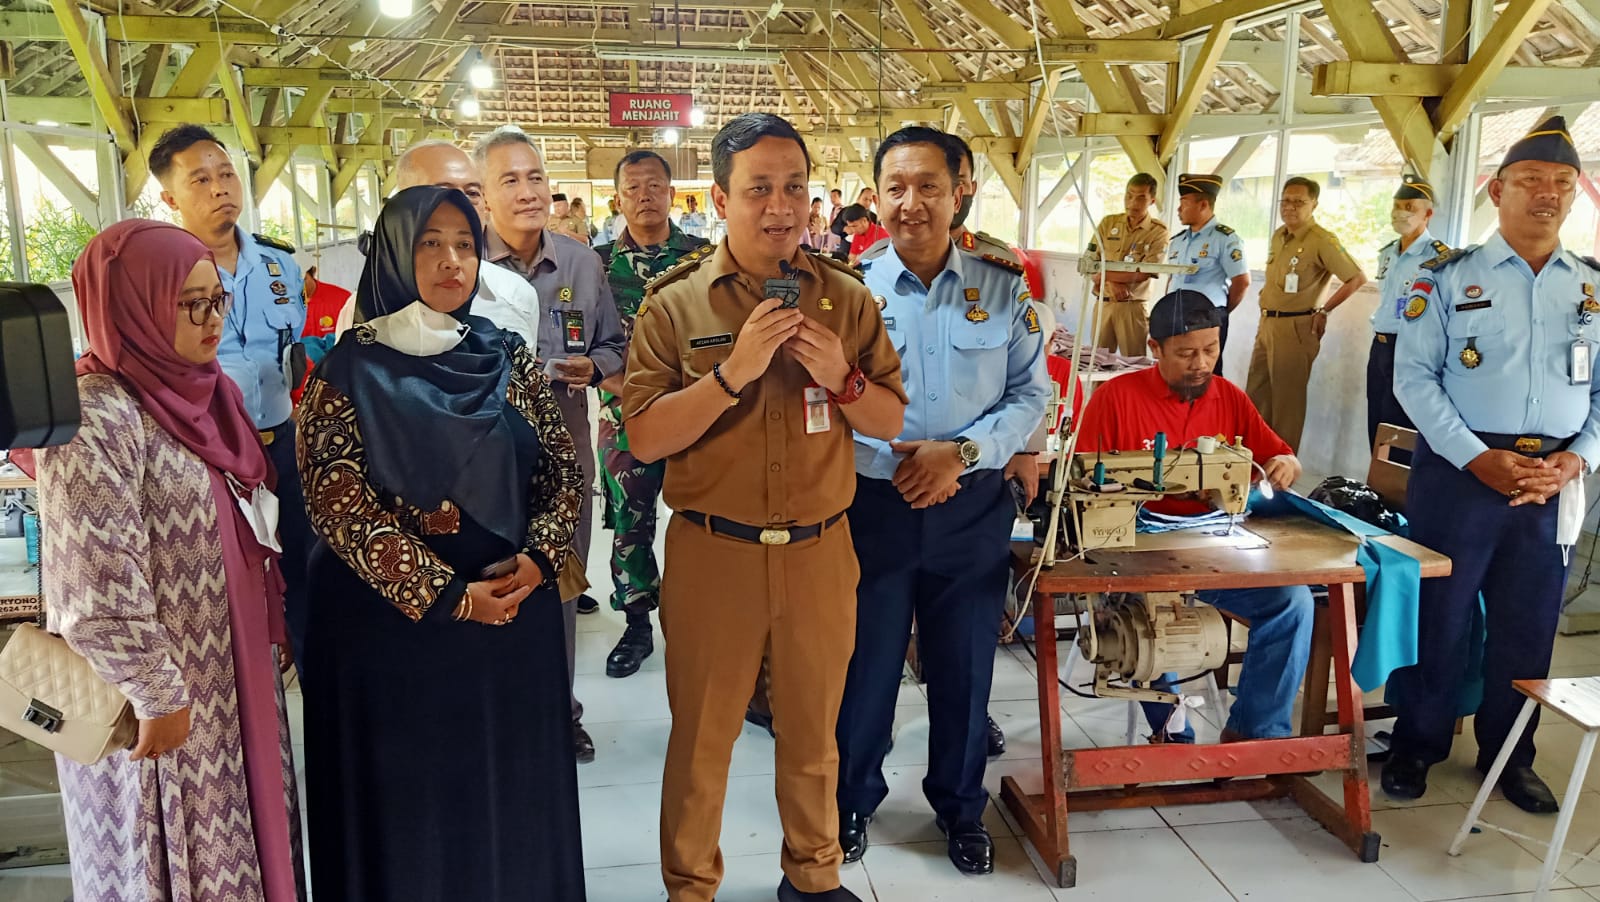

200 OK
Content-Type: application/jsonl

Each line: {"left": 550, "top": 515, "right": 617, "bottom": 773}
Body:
{"left": 1086, "top": 213, "right": 1170, "bottom": 301}
{"left": 1259, "top": 220, "right": 1362, "bottom": 313}
{"left": 622, "top": 241, "right": 908, "bottom": 527}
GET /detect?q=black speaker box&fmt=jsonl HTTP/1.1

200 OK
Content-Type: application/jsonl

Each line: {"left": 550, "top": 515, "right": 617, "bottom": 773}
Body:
{"left": 0, "top": 282, "right": 80, "bottom": 449}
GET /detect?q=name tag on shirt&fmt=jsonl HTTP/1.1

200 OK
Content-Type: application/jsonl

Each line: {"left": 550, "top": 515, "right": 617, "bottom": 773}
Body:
{"left": 1456, "top": 301, "right": 1493, "bottom": 312}
{"left": 1284, "top": 272, "right": 1300, "bottom": 293}
{"left": 1574, "top": 341, "right": 1592, "bottom": 385}
{"left": 803, "top": 385, "right": 831, "bottom": 434}
{"left": 688, "top": 332, "right": 734, "bottom": 350}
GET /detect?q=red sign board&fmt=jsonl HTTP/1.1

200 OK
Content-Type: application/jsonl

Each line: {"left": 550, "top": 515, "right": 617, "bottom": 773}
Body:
{"left": 609, "top": 92, "right": 694, "bottom": 128}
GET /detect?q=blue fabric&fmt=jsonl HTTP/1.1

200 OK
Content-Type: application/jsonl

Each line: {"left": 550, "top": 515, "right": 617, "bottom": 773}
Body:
{"left": 217, "top": 228, "right": 306, "bottom": 427}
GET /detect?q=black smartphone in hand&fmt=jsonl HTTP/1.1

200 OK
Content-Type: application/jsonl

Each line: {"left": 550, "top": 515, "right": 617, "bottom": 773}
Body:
{"left": 479, "top": 556, "right": 519, "bottom": 580}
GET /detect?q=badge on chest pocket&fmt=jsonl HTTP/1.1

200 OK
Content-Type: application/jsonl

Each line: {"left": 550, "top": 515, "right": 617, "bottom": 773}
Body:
{"left": 561, "top": 310, "right": 586, "bottom": 353}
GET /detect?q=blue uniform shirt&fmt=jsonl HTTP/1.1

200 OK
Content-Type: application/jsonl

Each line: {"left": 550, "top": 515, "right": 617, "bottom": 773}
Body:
{"left": 217, "top": 228, "right": 305, "bottom": 429}
{"left": 1165, "top": 217, "right": 1247, "bottom": 308}
{"left": 1394, "top": 231, "right": 1600, "bottom": 469}
{"left": 1371, "top": 229, "right": 1449, "bottom": 332}
{"left": 855, "top": 241, "right": 1049, "bottom": 479}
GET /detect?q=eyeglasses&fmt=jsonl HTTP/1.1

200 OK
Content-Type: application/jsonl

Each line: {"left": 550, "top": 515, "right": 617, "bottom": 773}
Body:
{"left": 178, "top": 293, "right": 232, "bottom": 325}
{"left": 1279, "top": 199, "right": 1312, "bottom": 209}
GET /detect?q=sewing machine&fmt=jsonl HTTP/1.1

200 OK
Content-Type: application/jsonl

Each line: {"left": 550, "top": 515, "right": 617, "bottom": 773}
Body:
{"left": 1062, "top": 433, "right": 1254, "bottom": 550}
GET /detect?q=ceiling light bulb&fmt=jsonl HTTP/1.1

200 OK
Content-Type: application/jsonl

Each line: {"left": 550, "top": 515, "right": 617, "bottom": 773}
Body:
{"left": 459, "top": 96, "right": 481, "bottom": 119}
{"left": 689, "top": 108, "right": 706, "bottom": 128}
{"left": 378, "top": 0, "right": 412, "bottom": 17}
{"left": 662, "top": 128, "right": 681, "bottom": 145}
{"left": 469, "top": 60, "right": 494, "bottom": 90}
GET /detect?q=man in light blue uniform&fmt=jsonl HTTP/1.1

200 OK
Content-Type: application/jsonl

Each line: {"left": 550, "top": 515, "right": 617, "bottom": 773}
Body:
{"left": 1166, "top": 173, "right": 1249, "bottom": 375}
{"left": 1367, "top": 177, "right": 1448, "bottom": 452}
{"left": 1387, "top": 116, "right": 1600, "bottom": 814}
{"left": 151, "top": 125, "right": 312, "bottom": 673}
{"left": 835, "top": 126, "right": 1047, "bottom": 877}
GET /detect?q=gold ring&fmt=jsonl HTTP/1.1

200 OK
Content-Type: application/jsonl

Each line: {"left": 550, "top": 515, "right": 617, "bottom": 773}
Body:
{"left": 1510, "top": 489, "right": 1522, "bottom": 498}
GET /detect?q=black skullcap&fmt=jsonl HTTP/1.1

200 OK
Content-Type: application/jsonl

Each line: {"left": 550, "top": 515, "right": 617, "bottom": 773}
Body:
{"left": 551, "top": 192, "right": 568, "bottom": 202}
{"left": 1176, "top": 173, "right": 1223, "bottom": 202}
{"left": 1394, "top": 176, "right": 1434, "bottom": 202}
{"left": 1499, "top": 115, "right": 1581, "bottom": 173}
{"left": 1149, "top": 289, "right": 1224, "bottom": 341}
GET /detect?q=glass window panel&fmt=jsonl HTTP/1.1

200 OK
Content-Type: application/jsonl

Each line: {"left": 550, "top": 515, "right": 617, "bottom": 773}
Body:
{"left": 974, "top": 157, "right": 1020, "bottom": 244}
{"left": 258, "top": 179, "right": 297, "bottom": 248}
{"left": 12, "top": 135, "right": 104, "bottom": 283}
{"left": 1474, "top": 104, "right": 1600, "bottom": 256}
{"left": 1187, "top": 134, "right": 1280, "bottom": 267}
{"left": 1283, "top": 126, "right": 1405, "bottom": 278}
{"left": 1035, "top": 153, "right": 1083, "bottom": 252}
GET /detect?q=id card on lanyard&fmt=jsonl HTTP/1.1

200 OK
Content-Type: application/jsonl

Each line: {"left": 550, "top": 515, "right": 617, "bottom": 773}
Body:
{"left": 552, "top": 308, "right": 586, "bottom": 353}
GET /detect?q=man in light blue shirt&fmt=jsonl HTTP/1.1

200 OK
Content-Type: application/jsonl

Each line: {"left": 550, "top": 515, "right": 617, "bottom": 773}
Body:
{"left": 1166, "top": 173, "right": 1249, "bottom": 374}
{"left": 1387, "top": 116, "right": 1600, "bottom": 815}
{"left": 1367, "top": 177, "right": 1448, "bottom": 451}
{"left": 152, "top": 124, "right": 313, "bottom": 673}
{"left": 835, "top": 126, "right": 1047, "bottom": 878}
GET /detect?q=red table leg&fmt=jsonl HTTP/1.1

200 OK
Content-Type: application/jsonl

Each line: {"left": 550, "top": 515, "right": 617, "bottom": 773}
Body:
{"left": 1001, "top": 586, "right": 1076, "bottom": 887}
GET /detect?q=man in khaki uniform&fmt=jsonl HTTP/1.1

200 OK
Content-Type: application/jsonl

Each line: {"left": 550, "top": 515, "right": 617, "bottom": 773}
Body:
{"left": 1086, "top": 172, "right": 1170, "bottom": 355}
{"left": 1245, "top": 175, "right": 1368, "bottom": 450}
{"left": 623, "top": 112, "right": 908, "bottom": 902}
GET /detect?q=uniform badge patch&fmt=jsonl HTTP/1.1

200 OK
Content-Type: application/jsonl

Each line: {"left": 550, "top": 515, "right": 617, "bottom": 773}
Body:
{"left": 1024, "top": 306, "right": 1041, "bottom": 334}
{"left": 874, "top": 295, "right": 887, "bottom": 311}
{"left": 559, "top": 286, "right": 573, "bottom": 302}
{"left": 266, "top": 261, "right": 283, "bottom": 277}
{"left": 819, "top": 297, "right": 834, "bottom": 311}
{"left": 270, "top": 280, "right": 288, "bottom": 296}
{"left": 964, "top": 288, "right": 980, "bottom": 302}
{"left": 1404, "top": 295, "right": 1428, "bottom": 320}
{"left": 1230, "top": 248, "right": 1242, "bottom": 262}
{"left": 1583, "top": 298, "right": 1600, "bottom": 314}
{"left": 1412, "top": 279, "right": 1433, "bottom": 295}
{"left": 965, "top": 305, "right": 990, "bottom": 324}
{"left": 1460, "top": 338, "right": 1482, "bottom": 369}
{"left": 1465, "top": 285, "right": 1482, "bottom": 298}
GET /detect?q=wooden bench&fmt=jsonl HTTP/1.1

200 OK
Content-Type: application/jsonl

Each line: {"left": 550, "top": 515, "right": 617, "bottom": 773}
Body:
{"left": 1451, "top": 677, "right": 1600, "bottom": 899}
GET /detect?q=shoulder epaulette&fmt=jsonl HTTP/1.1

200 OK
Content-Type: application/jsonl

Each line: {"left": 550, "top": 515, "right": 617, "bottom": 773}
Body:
{"left": 1214, "top": 224, "right": 1235, "bottom": 236}
{"left": 977, "top": 253, "right": 1025, "bottom": 276}
{"left": 1421, "top": 246, "right": 1475, "bottom": 272}
{"left": 643, "top": 243, "right": 715, "bottom": 294}
{"left": 1431, "top": 240, "right": 1450, "bottom": 257}
{"left": 252, "top": 233, "right": 296, "bottom": 254}
{"left": 1580, "top": 254, "right": 1600, "bottom": 272}
{"left": 810, "top": 251, "right": 866, "bottom": 283}
{"left": 859, "top": 237, "right": 891, "bottom": 262}
{"left": 1380, "top": 238, "right": 1399, "bottom": 252}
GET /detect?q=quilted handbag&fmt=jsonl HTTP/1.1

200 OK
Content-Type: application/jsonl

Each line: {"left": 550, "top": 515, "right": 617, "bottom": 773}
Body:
{"left": 0, "top": 622, "right": 136, "bottom": 764}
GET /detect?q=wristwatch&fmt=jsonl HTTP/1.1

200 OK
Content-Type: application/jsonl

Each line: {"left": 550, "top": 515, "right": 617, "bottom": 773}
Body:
{"left": 828, "top": 365, "right": 868, "bottom": 405}
{"left": 1312, "top": 306, "right": 1329, "bottom": 317}
{"left": 954, "top": 436, "right": 981, "bottom": 469}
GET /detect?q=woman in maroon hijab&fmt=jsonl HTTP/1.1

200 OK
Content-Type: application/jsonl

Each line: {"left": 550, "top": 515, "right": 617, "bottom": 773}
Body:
{"left": 31, "top": 220, "right": 305, "bottom": 900}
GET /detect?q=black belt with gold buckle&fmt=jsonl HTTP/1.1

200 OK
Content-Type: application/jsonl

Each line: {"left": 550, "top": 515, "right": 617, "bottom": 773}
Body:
{"left": 1374, "top": 332, "right": 1396, "bottom": 344}
{"left": 679, "top": 510, "right": 844, "bottom": 546}
{"left": 1264, "top": 309, "right": 1314, "bottom": 318}
{"left": 258, "top": 419, "right": 291, "bottom": 447}
{"left": 1473, "top": 432, "right": 1574, "bottom": 458}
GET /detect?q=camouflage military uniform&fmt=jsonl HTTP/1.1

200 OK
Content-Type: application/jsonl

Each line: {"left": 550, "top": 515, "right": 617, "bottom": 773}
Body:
{"left": 595, "top": 225, "right": 711, "bottom": 618}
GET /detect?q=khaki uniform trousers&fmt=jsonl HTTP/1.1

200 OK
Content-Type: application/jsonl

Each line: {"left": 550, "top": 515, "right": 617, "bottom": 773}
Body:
{"left": 1096, "top": 299, "right": 1149, "bottom": 357}
{"left": 1245, "top": 313, "right": 1321, "bottom": 451}
{"left": 659, "top": 513, "right": 860, "bottom": 902}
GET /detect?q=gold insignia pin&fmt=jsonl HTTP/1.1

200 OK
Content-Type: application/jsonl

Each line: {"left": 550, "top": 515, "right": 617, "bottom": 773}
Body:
{"left": 965, "top": 305, "right": 990, "bottom": 324}
{"left": 964, "top": 288, "right": 980, "bottom": 302}
{"left": 819, "top": 297, "right": 834, "bottom": 311}
{"left": 1460, "top": 338, "right": 1482, "bottom": 369}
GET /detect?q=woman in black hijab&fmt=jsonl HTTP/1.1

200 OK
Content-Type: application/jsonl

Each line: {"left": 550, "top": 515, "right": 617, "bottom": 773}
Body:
{"left": 297, "top": 185, "right": 585, "bottom": 901}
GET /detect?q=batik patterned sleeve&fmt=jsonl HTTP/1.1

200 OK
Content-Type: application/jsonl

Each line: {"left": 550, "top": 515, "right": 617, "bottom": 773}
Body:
{"left": 506, "top": 346, "right": 583, "bottom": 580}
{"left": 296, "top": 376, "right": 458, "bottom": 620}
{"left": 37, "top": 379, "right": 189, "bottom": 718}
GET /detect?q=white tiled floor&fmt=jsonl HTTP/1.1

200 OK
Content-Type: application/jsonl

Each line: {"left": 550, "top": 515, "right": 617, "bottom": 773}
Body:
{"left": 7, "top": 546, "right": 1600, "bottom": 901}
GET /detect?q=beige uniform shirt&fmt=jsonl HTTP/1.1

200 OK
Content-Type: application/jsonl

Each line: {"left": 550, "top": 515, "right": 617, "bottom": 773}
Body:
{"left": 622, "top": 241, "right": 908, "bottom": 527}
{"left": 1087, "top": 212, "right": 1170, "bottom": 301}
{"left": 1259, "top": 221, "right": 1362, "bottom": 313}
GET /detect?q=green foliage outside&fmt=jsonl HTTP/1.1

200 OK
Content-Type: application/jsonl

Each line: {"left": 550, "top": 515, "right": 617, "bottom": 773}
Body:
{"left": 22, "top": 201, "right": 99, "bottom": 283}
{"left": 258, "top": 217, "right": 295, "bottom": 247}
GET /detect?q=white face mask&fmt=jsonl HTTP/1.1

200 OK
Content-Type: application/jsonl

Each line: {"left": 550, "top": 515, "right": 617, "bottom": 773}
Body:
{"left": 226, "top": 473, "right": 282, "bottom": 553}
{"left": 361, "top": 300, "right": 469, "bottom": 357}
{"left": 1391, "top": 212, "right": 1421, "bottom": 235}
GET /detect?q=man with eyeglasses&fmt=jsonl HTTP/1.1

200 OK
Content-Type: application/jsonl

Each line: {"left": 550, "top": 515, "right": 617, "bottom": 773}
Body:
{"left": 1245, "top": 176, "right": 1367, "bottom": 450}
{"left": 150, "top": 123, "right": 314, "bottom": 675}
{"left": 592, "top": 150, "right": 710, "bottom": 677}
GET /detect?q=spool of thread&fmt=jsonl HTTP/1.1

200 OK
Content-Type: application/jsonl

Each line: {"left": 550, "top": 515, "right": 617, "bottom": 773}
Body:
{"left": 23, "top": 513, "right": 39, "bottom": 567}
{"left": 1196, "top": 435, "right": 1218, "bottom": 454}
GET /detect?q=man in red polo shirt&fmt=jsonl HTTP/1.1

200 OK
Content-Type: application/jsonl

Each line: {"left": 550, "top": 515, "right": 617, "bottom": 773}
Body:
{"left": 1076, "top": 290, "right": 1312, "bottom": 743}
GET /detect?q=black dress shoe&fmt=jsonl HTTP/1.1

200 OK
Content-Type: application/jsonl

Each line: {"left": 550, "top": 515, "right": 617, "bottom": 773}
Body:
{"left": 574, "top": 724, "right": 595, "bottom": 764}
{"left": 1381, "top": 754, "right": 1429, "bottom": 800}
{"left": 935, "top": 817, "right": 994, "bottom": 875}
{"left": 986, "top": 715, "right": 1006, "bottom": 758}
{"left": 605, "top": 622, "right": 654, "bottom": 678}
{"left": 1482, "top": 764, "right": 1560, "bottom": 814}
{"left": 744, "top": 706, "right": 776, "bottom": 738}
{"left": 777, "top": 875, "right": 862, "bottom": 901}
{"left": 575, "top": 593, "right": 600, "bottom": 615}
{"left": 839, "top": 811, "right": 869, "bottom": 863}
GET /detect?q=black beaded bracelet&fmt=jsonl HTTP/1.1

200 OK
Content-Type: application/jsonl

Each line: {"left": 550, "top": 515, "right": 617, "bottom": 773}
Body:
{"left": 712, "top": 363, "right": 742, "bottom": 405}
